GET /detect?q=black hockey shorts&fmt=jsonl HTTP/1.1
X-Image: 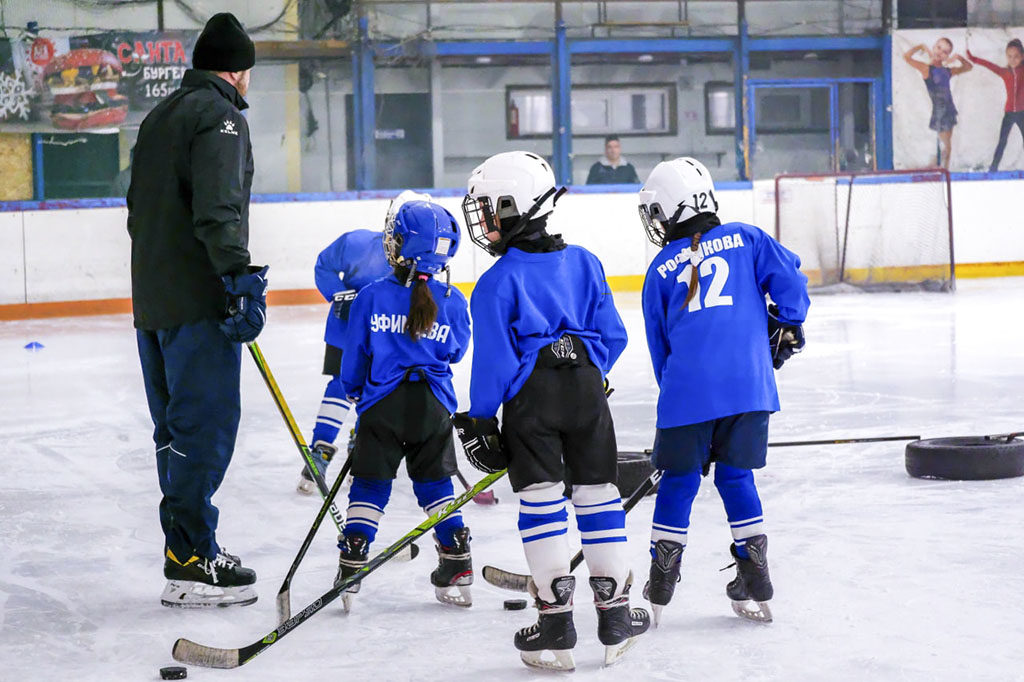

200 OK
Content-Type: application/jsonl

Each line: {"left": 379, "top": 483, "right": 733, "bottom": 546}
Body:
{"left": 351, "top": 380, "right": 458, "bottom": 481}
{"left": 652, "top": 410, "right": 770, "bottom": 475}
{"left": 502, "top": 334, "right": 618, "bottom": 492}
{"left": 322, "top": 343, "right": 342, "bottom": 376}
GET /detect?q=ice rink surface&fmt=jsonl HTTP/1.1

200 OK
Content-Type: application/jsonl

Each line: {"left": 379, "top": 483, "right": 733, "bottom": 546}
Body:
{"left": 2, "top": 279, "right": 1023, "bottom": 681}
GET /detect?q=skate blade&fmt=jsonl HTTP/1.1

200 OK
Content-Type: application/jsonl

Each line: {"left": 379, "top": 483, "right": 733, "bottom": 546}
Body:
{"left": 651, "top": 604, "right": 664, "bottom": 628}
{"left": 295, "top": 476, "right": 316, "bottom": 495}
{"left": 731, "top": 599, "right": 773, "bottom": 624}
{"left": 342, "top": 591, "right": 356, "bottom": 613}
{"left": 603, "top": 637, "right": 639, "bottom": 667}
{"left": 161, "top": 581, "right": 258, "bottom": 609}
{"left": 435, "top": 584, "right": 472, "bottom": 608}
{"left": 520, "top": 649, "right": 575, "bottom": 672}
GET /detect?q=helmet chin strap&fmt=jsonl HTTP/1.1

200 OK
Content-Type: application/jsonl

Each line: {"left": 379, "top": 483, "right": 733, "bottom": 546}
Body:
{"left": 495, "top": 186, "right": 566, "bottom": 254}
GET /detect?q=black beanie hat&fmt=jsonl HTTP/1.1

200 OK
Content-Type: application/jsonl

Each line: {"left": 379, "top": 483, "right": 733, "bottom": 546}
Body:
{"left": 192, "top": 13, "right": 255, "bottom": 72}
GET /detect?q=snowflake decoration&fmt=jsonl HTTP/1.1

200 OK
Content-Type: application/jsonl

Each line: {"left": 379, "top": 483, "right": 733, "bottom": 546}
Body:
{"left": 0, "top": 71, "right": 32, "bottom": 121}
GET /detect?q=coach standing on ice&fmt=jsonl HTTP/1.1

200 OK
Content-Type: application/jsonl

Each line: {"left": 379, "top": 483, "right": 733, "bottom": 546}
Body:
{"left": 127, "top": 13, "right": 267, "bottom": 609}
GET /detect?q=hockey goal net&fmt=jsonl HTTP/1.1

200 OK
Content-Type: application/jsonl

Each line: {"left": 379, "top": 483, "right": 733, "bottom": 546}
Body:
{"left": 774, "top": 169, "right": 955, "bottom": 292}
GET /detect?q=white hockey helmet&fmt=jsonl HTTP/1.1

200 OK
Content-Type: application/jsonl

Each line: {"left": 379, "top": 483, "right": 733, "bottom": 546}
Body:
{"left": 637, "top": 157, "right": 718, "bottom": 246}
{"left": 386, "top": 189, "right": 432, "bottom": 232}
{"left": 462, "top": 151, "right": 565, "bottom": 256}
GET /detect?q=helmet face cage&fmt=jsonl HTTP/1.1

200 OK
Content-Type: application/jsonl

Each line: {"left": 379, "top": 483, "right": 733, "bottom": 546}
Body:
{"left": 639, "top": 201, "right": 669, "bottom": 247}
{"left": 461, "top": 193, "right": 502, "bottom": 256}
{"left": 383, "top": 215, "right": 406, "bottom": 268}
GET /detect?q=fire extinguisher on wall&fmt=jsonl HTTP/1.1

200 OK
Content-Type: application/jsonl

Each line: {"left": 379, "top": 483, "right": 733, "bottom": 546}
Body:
{"left": 508, "top": 98, "right": 519, "bottom": 138}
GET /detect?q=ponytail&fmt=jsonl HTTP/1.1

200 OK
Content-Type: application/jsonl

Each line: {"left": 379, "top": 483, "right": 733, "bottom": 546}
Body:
{"left": 407, "top": 273, "right": 438, "bottom": 340}
{"left": 680, "top": 232, "right": 703, "bottom": 310}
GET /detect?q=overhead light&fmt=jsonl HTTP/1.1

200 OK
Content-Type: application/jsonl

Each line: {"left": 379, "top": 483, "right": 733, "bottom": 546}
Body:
{"left": 475, "top": 56, "right": 492, "bottom": 64}
{"left": 638, "top": 54, "right": 654, "bottom": 63}
{"left": 803, "top": 52, "right": 818, "bottom": 60}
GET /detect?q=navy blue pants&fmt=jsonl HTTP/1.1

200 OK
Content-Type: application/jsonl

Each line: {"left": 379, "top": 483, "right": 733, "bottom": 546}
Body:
{"left": 137, "top": 318, "right": 241, "bottom": 561}
{"left": 652, "top": 411, "right": 770, "bottom": 474}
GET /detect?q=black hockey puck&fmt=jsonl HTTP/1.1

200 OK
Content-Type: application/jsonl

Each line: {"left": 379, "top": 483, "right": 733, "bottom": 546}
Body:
{"left": 160, "top": 666, "right": 187, "bottom": 680}
{"left": 503, "top": 598, "right": 528, "bottom": 611}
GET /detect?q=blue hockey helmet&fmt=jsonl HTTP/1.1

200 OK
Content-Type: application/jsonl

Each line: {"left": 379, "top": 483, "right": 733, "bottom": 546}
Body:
{"left": 384, "top": 200, "right": 461, "bottom": 279}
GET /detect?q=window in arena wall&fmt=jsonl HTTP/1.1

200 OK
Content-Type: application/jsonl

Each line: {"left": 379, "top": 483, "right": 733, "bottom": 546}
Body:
{"left": 506, "top": 83, "right": 677, "bottom": 139}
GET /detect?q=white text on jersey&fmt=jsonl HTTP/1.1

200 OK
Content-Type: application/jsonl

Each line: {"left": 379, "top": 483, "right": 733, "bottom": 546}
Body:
{"left": 369, "top": 313, "right": 452, "bottom": 343}
{"left": 656, "top": 232, "right": 746, "bottom": 279}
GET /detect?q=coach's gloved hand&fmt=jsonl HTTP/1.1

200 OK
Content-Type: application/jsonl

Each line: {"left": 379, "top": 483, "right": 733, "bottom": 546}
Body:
{"left": 767, "top": 303, "right": 805, "bottom": 369}
{"left": 220, "top": 265, "right": 269, "bottom": 343}
{"left": 332, "top": 289, "right": 358, "bottom": 320}
{"left": 452, "top": 412, "right": 507, "bottom": 474}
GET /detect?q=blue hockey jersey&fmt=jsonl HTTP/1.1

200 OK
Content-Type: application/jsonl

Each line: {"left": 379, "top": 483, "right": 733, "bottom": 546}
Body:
{"left": 315, "top": 229, "right": 392, "bottom": 348}
{"left": 468, "top": 245, "right": 628, "bottom": 419}
{"left": 642, "top": 222, "right": 809, "bottom": 428}
{"left": 342, "top": 275, "right": 471, "bottom": 415}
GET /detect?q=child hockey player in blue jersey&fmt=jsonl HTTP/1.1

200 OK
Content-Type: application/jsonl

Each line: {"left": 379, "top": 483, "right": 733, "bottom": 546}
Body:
{"left": 297, "top": 191, "right": 430, "bottom": 494}
{"left": 637, "top": 157, "right": 809, "bottom": 625}
{"left": 334, "top": 200, "right": 473, "bottom": 610}
{"left": 454, "top": 151, "right": 649, "bottom": 671}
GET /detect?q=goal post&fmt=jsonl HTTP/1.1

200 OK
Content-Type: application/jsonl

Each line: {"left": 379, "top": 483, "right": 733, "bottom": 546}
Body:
{"left": 774, "top": 169, "right": 955, "bottom": 292}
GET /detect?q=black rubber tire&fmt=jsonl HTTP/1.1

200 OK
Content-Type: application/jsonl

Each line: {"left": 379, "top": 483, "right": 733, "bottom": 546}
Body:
{"left": 616, "top": 451, "right": 658, "bottom": 498}
{"left": 905, "top": 436, "right": 1024, "bottom": 480}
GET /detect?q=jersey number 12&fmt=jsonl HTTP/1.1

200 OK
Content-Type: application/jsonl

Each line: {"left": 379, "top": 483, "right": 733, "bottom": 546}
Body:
{"left": 676, "top": 256, "right": 733, "bottom": 312}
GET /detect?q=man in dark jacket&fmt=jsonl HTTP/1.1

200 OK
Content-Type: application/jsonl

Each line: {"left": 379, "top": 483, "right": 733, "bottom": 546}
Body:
{"left": 586, "top": 135, "right": 641, "bottom": 185}
{"left": 128, "top": 12, "right": 268, "bottom": 609}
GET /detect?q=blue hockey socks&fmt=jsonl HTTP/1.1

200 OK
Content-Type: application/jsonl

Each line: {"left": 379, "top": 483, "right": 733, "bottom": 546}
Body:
{"left": 651, "top": 469, "right": 701, "bottom": 557}
{"left": 342, "top": 477, "right": 392, "bottom": 546}
{"left": 412, "top": 477, "right": 464, "bottom": 548}
{"left": 714, "top": 464, "right": 764, "bottom": 559}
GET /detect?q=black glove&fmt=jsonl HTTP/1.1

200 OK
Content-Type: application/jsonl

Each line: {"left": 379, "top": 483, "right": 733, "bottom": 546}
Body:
{"left": 767, "top": 303, "right": 805, "bottom": 369}
{"left": 452, "top": 412, "right": 507, "bottom": 474}
{"left": 332, "top": 289, "right": 357, "bottom": 320}
{"left": 220, "top": 265, "right": 269, "bottom": 343}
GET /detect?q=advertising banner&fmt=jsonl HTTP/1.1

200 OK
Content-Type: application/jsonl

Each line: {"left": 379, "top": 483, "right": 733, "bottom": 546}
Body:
{"left": 0, "top": 30, "right": 198, "bottom": 133}
{"left": 893, "top": 27, "right": 1024, "bottom": 172}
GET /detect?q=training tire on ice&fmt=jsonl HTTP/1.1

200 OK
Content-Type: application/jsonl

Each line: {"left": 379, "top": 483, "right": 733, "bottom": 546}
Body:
{"left": 616, "top": 451, "right": 658, "bottom": 498}
{"left": 905, "top": 436, "right": 1024, "bottom": 481}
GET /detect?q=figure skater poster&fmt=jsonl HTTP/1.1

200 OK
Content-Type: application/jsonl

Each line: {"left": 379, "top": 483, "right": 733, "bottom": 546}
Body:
{"left": 893, "top": 27, "right": 1024, "bottom": 172}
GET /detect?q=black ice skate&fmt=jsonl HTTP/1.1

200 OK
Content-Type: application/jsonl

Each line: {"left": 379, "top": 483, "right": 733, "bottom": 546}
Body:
{"left": 590, "top": 572, "right": 651, "bottom": 666}
{"left": 296, "top": 440, "right": 337, "bottom": 495}
{"left": 515, "top": 576, "right": 577, "bottom": 672}
{"left": 643, "top": 539, "right": 684, "bottom": 626}
{"left": 334, "top": 532, "right": 369, "bottom": 613}
{"left": 430, "top": 526, "right": 473, "bottom": 607}
{"left": 725, "top": 534, "right": 774, "bottom": 623}
{"left": 161, "top": 548, "right": 257, "bottom": 608}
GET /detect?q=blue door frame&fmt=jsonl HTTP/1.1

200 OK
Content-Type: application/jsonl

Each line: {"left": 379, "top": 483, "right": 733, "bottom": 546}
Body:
{"left": 746, "top": 77, "right": 883, "bottom": 176}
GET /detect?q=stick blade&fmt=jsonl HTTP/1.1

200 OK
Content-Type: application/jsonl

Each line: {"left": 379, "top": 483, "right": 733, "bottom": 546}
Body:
{"left": 276, "top": 588, "right": 291, "bottom": 624}
{"left": 173, "top": 637, "right": 241, "bottom": 669}
{"left": 482, "top": 565, "right": 530, "bottom": 592}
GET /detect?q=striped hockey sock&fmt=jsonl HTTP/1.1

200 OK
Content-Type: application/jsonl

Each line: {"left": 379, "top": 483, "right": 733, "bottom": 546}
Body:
{"left": 573, "top": 483, "right": 629, "bottom": 594}
{"left": 518, "top": 482, "right": 570, "bottom": 603}
{"left": 651, "top": 469, "right": 701, "bottom": 555}
{"left": 412, "top": 477, "right": 464, "bottom": 547}
{"left": 342, "top": 477, "right": 392, "bottom": 545}
{"left": 312, "top": 376, "right": 351, "bottom": 445}
{"left": 714, "top": 464, "right": 764, "bottom": 559}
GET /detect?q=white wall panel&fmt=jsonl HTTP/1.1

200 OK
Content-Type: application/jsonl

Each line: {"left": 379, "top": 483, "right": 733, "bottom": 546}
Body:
{"left": 0, "top": 213, "right": 26, "bottom": 305}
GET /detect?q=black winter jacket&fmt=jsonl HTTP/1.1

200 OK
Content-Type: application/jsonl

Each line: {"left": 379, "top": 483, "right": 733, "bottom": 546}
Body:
{"left": 127, "top": 70, "right": 254, "bottom": 330}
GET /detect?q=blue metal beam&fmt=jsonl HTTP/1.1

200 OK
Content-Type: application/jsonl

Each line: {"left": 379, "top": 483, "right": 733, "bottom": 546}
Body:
{"left": 735, "top": 19, "right": 750, "bottom": 181}
{"left": 748, "top": 35, "right": 885, "bottom": 52}
{"left": 880, "top": 34, "right": 894, "bottom": 169}
{"left": 551, "top": 19, "right": 572, "bottom": 185}
{"left": 353, "top": 16, "right": 376, "bottom": 190}
{"left": 375, "top": 40, "right": 552, "bottom": 58}
{"left": 570, "top": 37, "right": 734, "bottom": 54}
{"left": 31, "top": 133, "right": 44, "bottom": 200}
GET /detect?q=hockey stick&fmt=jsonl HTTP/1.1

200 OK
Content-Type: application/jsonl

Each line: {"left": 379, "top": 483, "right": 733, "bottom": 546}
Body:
{"left": 767, "top": 435, "right": 920, "bottom": 447}
{"left": 245, "top": 343, "right": 418, "bottom": 557}
{"left": 276, "top": 454, "right": 353, "bottom": 624}
{"left": 482, "top": 469, "right": 665, "bottom": 592}
{"left": 456, "top": 468, "right": 498, "bottom": 505}
{"left": 172, "top": 468, "right": 508, "bottom": 669}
